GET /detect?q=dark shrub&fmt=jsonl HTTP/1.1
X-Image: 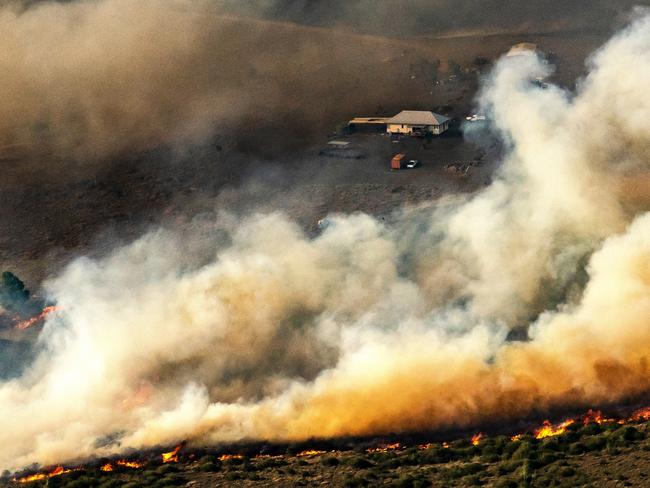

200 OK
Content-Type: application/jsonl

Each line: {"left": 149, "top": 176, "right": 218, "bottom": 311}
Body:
{"left": 0, "top": 271, "right": 30, "bottom": 312}
{"left": 321, "top": 456, "right": 340, "bottom": 467}
{"left": 538, "top": 452, "right": 558, "bottom": 466}
{"left": 342, "top": 475, "right": 369, "bottom": 487}
{"left": 541, "top": 439, "right": 560, "bottom": 451}
{"left": 497, "top": 460, "right": 522, "bottom": 475}
{"left": 224, "top": 472, "right": 243, "bottom": 481}
{"left": 511, "top": 442, "right": 536, "bottom": 461}
{"left": 617, "top": 426, "right": 643, "bottom": 442}
{"left": 159, "top": 474, "right": 185, "bottom": 486}
{"left": 579, "top": 423, "right": 602, "bottom": 436}
{"left": 584, "top": 436, "right": 606, "bottom": 451}
{"left": 63, "top": 477, "right": 100, "bottom": 488}
{"left": 345, "top": 457, "right": 374, "bottom": 469}
{"left": 155, "top": 465, "right": 179, "bottom": 475}
{"left": 480, "top": 453, "right": 500, "bottom": 463}
{"left": 98, "top": 481, "right": 122, "bottom": 488}
{"left": 256, "top": 457, "right": 285, "bottom": 469}
{"left": 559, "top": 466, "right": 576, "bottom": 477}
{"left": 568, "top": 442, "right": 586, "bottom": 455}
{"left": 198, "top": 462, "right": 220, "bottom": 472}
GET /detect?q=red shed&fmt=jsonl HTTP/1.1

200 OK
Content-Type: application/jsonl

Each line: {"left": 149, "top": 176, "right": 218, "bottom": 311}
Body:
{"left": 391, "top": 153, "right": 406, "bottom": 170}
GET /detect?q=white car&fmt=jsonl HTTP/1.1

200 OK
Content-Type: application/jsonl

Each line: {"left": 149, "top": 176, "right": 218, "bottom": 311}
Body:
{"left": 406, "top": 159, "right": 420, "bottom": 168}
{"left": 465, "top": 114, "right": 487, "bottom": 122}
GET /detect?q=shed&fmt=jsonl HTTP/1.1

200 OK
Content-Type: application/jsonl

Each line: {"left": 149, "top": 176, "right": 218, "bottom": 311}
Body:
{"left": 386, "top": 110, "right": 450, "bottom": 136}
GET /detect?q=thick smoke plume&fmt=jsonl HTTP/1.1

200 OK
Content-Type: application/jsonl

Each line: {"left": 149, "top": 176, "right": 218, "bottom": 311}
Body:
{"left": 0, "top": 9, "right": 649, "bottom": 473}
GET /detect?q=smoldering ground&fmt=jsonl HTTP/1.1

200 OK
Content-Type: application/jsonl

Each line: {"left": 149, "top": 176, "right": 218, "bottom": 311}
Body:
{"left": 0, "top": 10, "right": 648, "bottom": 472}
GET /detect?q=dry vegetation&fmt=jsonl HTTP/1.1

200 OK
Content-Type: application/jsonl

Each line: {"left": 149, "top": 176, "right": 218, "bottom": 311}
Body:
{"left": 7, "top": 418, "right": 650, "bottom": 487}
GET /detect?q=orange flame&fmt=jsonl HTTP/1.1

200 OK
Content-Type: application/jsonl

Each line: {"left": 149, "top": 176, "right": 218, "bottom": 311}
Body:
{"left": 162, "top": 445, "right": 182, "bottom": 463}
{"left": 471, "top": 433, "right": 483, "bottom": 446}
{"left": 442, "top": 442, "right": 450, "bottom": 449}
{"left": 218, "top": 454, "right": 244, "bottom": 461}
{"left": 582, "top": 409, "right": 618, "bottom": 425}
{"left": 511, "top": 434, "right": 523, "bottom": 441}
{"left": 366, "top": 442, "right": 401, "bottom": 453}
{"left": 629, "top": 407, "right": 650, "bottom": 422}
{"left": 535, "top": 419, "right": 575, "bottom": 439}
{"left": 116, "top": 460, "right": 144, "bottom": 469}
{"left": 100, "top": 463, "right": 113, "bottom": 472}
{"left": 15, "top": 305, "right": 61, "bottom": 330}
{"left": 296, "top": 450, "right": 326, "bottom": 457}
{"left": 15, "top": 466, "right": 77, "bottom": 483}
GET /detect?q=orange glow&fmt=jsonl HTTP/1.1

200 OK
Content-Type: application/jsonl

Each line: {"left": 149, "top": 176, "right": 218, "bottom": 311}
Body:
{"left": 366, "top": 442, "right": 401, "bottom": 453}
{"left": 629, "top": 407, "right": 650, "bottom": 422}
{"left": 471, "top": 433, "right": 483, "bottom": 446}
{"left": 511, "top": 434, "right": 523, "bottom": 441}
{"left": 417, "top": 443, "right": 434, "bottom": 450}
{"left": 535, "top": 419, "right": 575, "bottom": 439}
{"left": 582, "top": 409, "right": 618, "bottom": 425}
{"left": 296, "top": 450, "right": 326, "bottom": 457}
{"left": 100, "top": 463, "right": 113, "bottom": 472}
{"left": 116, "top": 460, "right": 144, "bottom": 469}
{"left": 15, "top": 305, "right": 61, "bottom": 330}
{"left": 442, "top": 442, "right": 450, "bottom": 449}
{"left": 15, "top": 466, "right": 77, "bottom": 483}
{"left": 218, "top": 454, "right": 244, "bottom": 461}
{"left": 162, "top": 445, "right": 182, "bottom": 463}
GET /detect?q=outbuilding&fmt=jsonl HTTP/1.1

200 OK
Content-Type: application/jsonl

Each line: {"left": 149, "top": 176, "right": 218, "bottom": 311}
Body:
{"left": 386, "top": 110, "right": 450, "bottom": 136}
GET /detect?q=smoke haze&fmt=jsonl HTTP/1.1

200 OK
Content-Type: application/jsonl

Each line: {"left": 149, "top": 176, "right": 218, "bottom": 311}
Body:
{"left": 0, "top": 9, "right": 648, "bottom": 471}
{"left": 3, "top": 0, "right": 645, "bottom": 162}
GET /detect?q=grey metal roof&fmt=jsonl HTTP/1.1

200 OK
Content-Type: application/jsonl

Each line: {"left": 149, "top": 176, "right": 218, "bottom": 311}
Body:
{"left": 387, "top": 110, "right": 450, "bottom": 126}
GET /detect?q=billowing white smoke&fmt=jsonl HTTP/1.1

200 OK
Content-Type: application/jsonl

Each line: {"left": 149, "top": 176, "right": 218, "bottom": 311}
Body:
{"left": 0, "top": 11, "right": 649, "bottom": 472}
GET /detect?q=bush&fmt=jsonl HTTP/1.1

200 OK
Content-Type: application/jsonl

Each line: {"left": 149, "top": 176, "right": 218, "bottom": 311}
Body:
{"left": 0, "top": 271, "right": 30, "bottom": 311}
{"left": 98, "top": 481, "right": 123, "bottom": 488}
{"left": 496, "top": 460, "right": 522, "bottom": 475}
{"left": 579, "top": 423, "right": 602, "bottom": 436}
{"left": 344, "top": 457, "right": 374, "bottom": 469}
{"left": 511, "top": 442, "right": 536, "bottom": 461}
{"left": 440, "top": 462, "right": 484, "bottom": 480}
{"left": 559, "top": 466, "right": 576, "bottom": 477}
{"left": 157, "top": 474, "right": 185, "bottom": 487}
{"left": 256, "top": 457, "right": 285, "bottom": 469}
{"left": 320, "top": 456, "right": 340, "bottom": 467}
{"left": 480, "top": 453, "right": 500, "bottom": 463}
{"left": 615, "top": 426, "right": 643, "bottom": 442}
{"left": 155, "top": 465, "right": 179, "bottom": 475}
{"left": 583, "top": 435, "right": 606, "bottom": 451}
{"left": 568, "top": 442, "right": 586, "bottom": 455}
{"left": 388, "top": 473, "right": 429, "bottom": 488}
{"left": 541, "top": 439, "right": 561, "bottom": 451}
{"left": 342, "top": 475, "right": 370, "bottom": 488}
{"left": 538, "top": 452, "right": 559, "bottom": 466}
{"left": 198, "top": 462, "right": 220, "bottom": 472}
{"left": 63, "top": 478, "right": 100, "bottom": 488}
{"left": 224, "top": 472, "right": 243, "bottom": 481}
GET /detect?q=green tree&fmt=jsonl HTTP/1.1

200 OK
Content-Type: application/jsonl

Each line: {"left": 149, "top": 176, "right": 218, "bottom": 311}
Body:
{"left": 0, "top": 271, "right": 30, "bottom": 312}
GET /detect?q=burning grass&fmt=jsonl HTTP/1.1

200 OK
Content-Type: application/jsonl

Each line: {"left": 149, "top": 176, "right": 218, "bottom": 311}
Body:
{"left": 7, "top": 406, "right": 650, "bottom": 487}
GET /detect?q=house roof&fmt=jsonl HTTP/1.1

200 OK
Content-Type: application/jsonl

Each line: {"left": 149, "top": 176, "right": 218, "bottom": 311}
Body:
{"left": 387, "top": 110, "right": 450, "bottom": 126}
{"left": 507, "top": 42, "right": 538, "bottom": 56}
